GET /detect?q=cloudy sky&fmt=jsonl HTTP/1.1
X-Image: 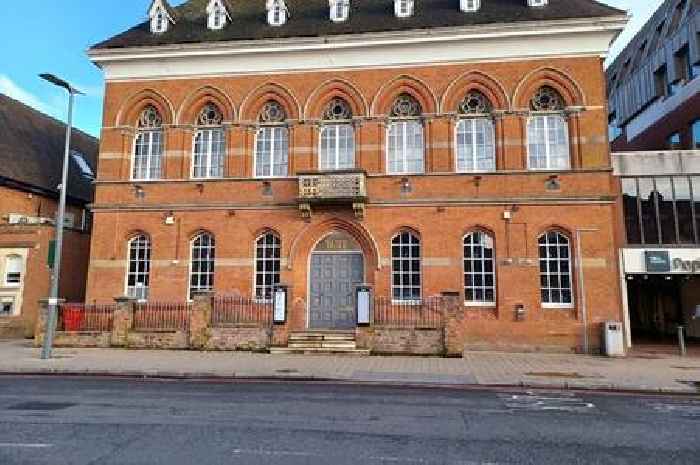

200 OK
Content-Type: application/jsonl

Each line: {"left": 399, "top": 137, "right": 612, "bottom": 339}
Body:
{"left": 0, "top": 0, "right": 663, "bottom": 137}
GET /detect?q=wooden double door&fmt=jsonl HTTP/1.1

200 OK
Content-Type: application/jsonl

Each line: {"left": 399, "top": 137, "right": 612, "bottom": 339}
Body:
{"left": 309, "top": 253, "right": 364, "bottom": 330}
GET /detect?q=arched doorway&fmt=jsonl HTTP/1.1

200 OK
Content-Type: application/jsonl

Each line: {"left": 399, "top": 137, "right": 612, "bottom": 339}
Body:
{"left": 308, "top": 231, "right": 365, "bottom": 330}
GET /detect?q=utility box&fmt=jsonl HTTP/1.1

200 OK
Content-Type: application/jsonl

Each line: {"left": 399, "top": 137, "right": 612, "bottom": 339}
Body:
{"left": 603, "top": 321, "right": 625, "bottom": 357}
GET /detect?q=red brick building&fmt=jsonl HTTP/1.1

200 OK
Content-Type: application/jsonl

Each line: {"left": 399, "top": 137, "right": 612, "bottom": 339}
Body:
{"left": 86, "top": 0, "right": 628, "bottom": 353}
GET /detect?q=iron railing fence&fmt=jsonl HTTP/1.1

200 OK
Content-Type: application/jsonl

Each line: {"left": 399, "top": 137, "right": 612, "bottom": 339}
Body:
{"left": 133, "top": 302, "right": 191, "bottom": 332}
{"left": 211, "top": 295, "right": 273, "bottom": 327}
{"left": 58, "top": 303, "right": 116, "bottom": 332}
{"left": 373, "top": 297, "right": 445, "bottom": 329}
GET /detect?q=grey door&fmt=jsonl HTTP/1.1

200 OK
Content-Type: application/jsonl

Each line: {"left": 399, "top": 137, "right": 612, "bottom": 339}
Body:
{"left": 309, "top": 253, "right": 364, "bottom": 329}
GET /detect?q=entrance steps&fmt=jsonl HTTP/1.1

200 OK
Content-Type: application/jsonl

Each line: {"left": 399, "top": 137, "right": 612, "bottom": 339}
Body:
{"left": 269, "top": 331, "right": 370, "bottom": 355}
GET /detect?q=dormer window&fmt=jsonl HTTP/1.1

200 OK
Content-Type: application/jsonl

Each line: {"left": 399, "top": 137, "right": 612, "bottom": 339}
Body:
{"left": 148, "top": 0, "right": 176, "bottom": 34}
{"left": 329, "top": 0, "right": 350, "bottom": 23}
{"left": 207, "top": 0, "right": 231, "bottom": 31}
{"left": 528, "top": 0, "right": 548, "bottom": 7}
{"left": 460, "top": 0, "right": 481, "bottom": 12}
{"left": 267, "top": 0, "right": 288, "bottom": 27}
{"left": 394, "top": 0, "right": 414, "bottom": 18}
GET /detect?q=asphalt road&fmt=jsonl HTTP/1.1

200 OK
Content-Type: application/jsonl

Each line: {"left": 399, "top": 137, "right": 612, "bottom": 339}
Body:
{"left": 0, "top": 376, "right": 699, "bottom": 465}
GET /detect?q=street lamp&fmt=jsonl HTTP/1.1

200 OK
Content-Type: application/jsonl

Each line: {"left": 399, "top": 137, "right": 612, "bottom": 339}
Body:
{"left": 39, "top": 73, "right": 84, "bottom": 360}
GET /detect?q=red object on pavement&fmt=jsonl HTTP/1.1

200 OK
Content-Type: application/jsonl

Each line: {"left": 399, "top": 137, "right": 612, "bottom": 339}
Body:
{"left": 63, "top": 305, "right": 84, "bottom": 332}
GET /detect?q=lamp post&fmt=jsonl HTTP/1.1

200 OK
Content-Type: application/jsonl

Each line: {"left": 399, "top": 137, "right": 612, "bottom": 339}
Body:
{"left": 39, "top": 74, "right": 84, "bottom": 360}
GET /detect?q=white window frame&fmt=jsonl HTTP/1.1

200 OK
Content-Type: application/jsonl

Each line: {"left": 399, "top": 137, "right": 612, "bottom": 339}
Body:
{"left": 254, "top": 232, "right": 281, "bottom": 303}
{"left": 391, "top": 231, "right": 422, "bottom": 303}
{"left": 4, "top": 255, "right": 23, "bottom": 287}
{"left": 538, "top": 231, "right": 575, "bottom": 309}
{"left": 132, "top": 129, "right": 163, "bottom": 181}
{"left": 455, "top": 117, "right": 496, "bottom": 173}
{"left": 319, "top": 124, "right": 355, "bottom": 171}
{"left": 254, "top": 125, "right": 289, "bottom": 178}
{"left": 125, "top": 235, "right": 151, "bottom": 302}
{"left": 0, "top": 296, "right": 16, "bottom": 317}
{"left": 386, "top": 120, "right": 425, "bottom": 175}
{"left": 192, "top": 127, "right": 226, "bottom": 179}
{"left": 526, "top": 114, "right": 570, "bottom": 171}
{"left": 463, "top": 232, "right": 496, "bottom": 307}
{"left": 189, "top": 233, "right": 216, "bottom": 300}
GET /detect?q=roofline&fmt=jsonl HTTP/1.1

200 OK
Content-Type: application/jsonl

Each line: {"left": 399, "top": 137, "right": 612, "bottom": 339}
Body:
{"left": 88, "top": 14, "right": 629, "bottom": 64}
{"left": 0, "top": 176, "right": 93, "bottom": 206}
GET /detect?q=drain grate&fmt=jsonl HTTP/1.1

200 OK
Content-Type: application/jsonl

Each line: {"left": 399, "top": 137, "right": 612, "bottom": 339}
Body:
{"left": 7, "top": 402, "right": 76, "bottom": 411}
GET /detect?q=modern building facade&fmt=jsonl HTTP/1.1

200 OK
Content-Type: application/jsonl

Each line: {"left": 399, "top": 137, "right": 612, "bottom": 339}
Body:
{"left": 86, "top": 0, "right": 627, "bottom": 353}
{"left": 0, "top": 94, "right": 97, "bottom": 338}
{"left": 607, "top": 0, "right": 699, "bottom": 152}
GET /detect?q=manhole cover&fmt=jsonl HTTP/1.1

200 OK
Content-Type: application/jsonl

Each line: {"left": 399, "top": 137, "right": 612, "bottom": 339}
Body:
{"left": 7, "top": 402, "right": 76, "bottom": 411}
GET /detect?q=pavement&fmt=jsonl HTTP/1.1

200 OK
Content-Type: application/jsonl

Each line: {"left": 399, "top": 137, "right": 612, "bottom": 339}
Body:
{"left": 1, "top": 377, "right": 700, "bottom": 464}
{"left": 1, "top": 340, "right": 699, "bottom": 393}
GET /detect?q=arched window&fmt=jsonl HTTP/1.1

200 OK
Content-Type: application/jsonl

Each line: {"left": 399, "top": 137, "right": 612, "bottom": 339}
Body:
{"left": 527, "top": 86, "right": 570, "bottom": 170}
{"left": 319, "top": 98, "right": 355, "bottom": 171}
{"left": 538, "top": 231, "right": 574, "bottom": 308}
{"left": 455, "top": 91, "right": 495, "bottom": 172}
{"left": 255, "top": 101, "right": 289, "bottom": 178}
{"left": 126, "top": 235, "right": 151, "bottom": 301}
{"left": 463, "top": 231, "right": 495, "bottom": 305}
{"left": 133, "top": 105, "right": 164, "bottom": 181}
{"left": 189, "top": 233, "right": 216, "bottom": 298}
{"left": 193, "top": 103, "right": 226, "bottom": 179}
{"left": 391, "top": 231, "right": 421, "bottom": 302}
{"left": 387, "top": 94, "right": 424, "bottom": 174}
{"left": 4, "top": 255, "right": 23, "bottom": 286}
{"left": 255, "top": 232, "right": 281, "bottom": 301}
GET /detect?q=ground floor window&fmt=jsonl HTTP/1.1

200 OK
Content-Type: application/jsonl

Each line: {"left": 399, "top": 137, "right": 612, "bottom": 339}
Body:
{"left": 391, "top": 231, "right": 421, "bottom": 302}
{"left": 255, "top": 232, "right": 281, "bottom": 301}
{"left": 189, "top": 233, "right": 216, "bottom": 298}
{"left": 0, "top": 296, "right": 15, "bottom": 316}
{"left": 538, "top": 231, "right": 573, "bottom": 307}
{"left": 127, "top": 235, "right": 151, "bottom": 301}
{"left": 464, "top": 231, "right": 495, "bottom": 305}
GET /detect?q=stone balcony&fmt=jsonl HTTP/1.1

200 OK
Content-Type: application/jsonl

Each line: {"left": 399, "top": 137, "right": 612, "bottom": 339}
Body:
{"left": 297, "top": 170, "right": 368, "bottom": 220}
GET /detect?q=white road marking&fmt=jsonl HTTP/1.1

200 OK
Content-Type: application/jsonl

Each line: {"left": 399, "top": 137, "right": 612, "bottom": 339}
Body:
{"left": 648, "top": 401, "right": 700, "bottom": 418}
{"left": 0, "top": 443, "right": 54, "bottom": 448}
{"left": 499, "top": 392, "right": 596, "bottom": 412}
{"left": 232, "top": 448, "right": 502, "bottom": 464}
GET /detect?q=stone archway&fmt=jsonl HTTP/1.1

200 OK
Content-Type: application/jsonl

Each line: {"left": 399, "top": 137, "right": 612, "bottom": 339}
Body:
{"left": 308, "top": 231, "right": 365, "bottom": 330}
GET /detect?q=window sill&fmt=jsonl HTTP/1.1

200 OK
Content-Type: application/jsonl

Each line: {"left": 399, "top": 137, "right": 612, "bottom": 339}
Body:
{"left": 541, "top": 304, "right": 575, "bottom": 310}
{"left": 464, "top": 302, "right": 496, "bottom": 308}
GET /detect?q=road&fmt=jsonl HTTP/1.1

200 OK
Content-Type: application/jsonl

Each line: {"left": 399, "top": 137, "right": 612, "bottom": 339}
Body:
{"left": 0, "top": 376, "right": 698, "bottom": 464}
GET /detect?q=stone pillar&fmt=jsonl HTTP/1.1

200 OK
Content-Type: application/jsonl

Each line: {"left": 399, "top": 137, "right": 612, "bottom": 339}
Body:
{"left": 190, "top": 291, "right": 214, "bottom": 349}
{"left": 34, "top": 298, "right": 64, "bottom": 347}
{"left": 441, "top": 291, "right": 464, "bottom": 357}
{"left": 111, "top": 297, "right": 135, "bottom": 347}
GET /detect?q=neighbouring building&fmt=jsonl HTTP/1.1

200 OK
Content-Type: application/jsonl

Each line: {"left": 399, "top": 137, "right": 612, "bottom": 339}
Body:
{"left": 609, "top": 0, "right": 700, "bottom": 348}
{"left": 86, "top": 0, "right": 627, "bottom": 353}
{"left": 0, "top": 94, "right": 98, "bottom": 338}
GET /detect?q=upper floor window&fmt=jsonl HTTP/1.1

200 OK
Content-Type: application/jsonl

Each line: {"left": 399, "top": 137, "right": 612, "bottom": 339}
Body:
{"left": 668, "top": 132, "right": 682, "bottom": 150}
{"left": 4, "top": 255, "right": 23, "bottom": 286}
{"left": 320, "top": 98, "right": 355, "bottom": 171}
{"left": 255, "top": 101, "right": 289, "bottom": 178}
{"left": 255, "top": 232, "right": 281, "bottom": 302}
{"left": 394, "top": 0, "right": 414, "bottom": 18}
{"left": 455, "top": 90, "right": 495, "bottom": 172}
{"left": 207, "top": 0, "right": 230, "bottom": 30}
{"left": 464, "top": 231, "right": 495, "bottom": 305}
{"left": 126, "top": 235, "right": 151, "bottom": 301}
{"left": 149, "top": 0, "right": 173, "bottom": 34}
{"left": 527, "top": 87, "right": 570, "bottom": 171}
{"left": 189, "top": 233, "right": 216, "bottom": 299}
{"left": 538, "top": 231, "right": 573, "bottom": 308}
{"left": 692, "top": 120, "right": 700, "bottom": 149}
{"left": 387, "top": 94, "right": 424, "bottom": 174}
{"left": 391, "top": 231, "right": 421, "bottom": 302}
{"left": 329, "top": 0, "right": 350, "bottom": 22}
{"left": 133, "top": 106, "right": 163, "bottom": 181}
{"left": 193, "top": 103, "right": 225, "bottom": 179}
{"left": 267, "top": 0, "right": 288, "bottom": 26}
{"left": 460, "top": 0, "right": 481, "bottom": 12}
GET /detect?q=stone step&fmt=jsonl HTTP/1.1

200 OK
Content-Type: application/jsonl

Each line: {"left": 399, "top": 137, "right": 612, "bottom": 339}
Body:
{"left": 288, "top": 341, "right": 357, "bottom": 349}
{"left": 269, "top": 347, "right": 370, "bottom": 356}
{"left": 288, "top": 334, "right": 356, "bottom": 343}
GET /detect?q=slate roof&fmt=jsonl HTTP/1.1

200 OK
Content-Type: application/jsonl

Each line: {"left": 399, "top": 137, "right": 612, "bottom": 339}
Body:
{"left": 0, "top": 94, "right": 99, "bottom": 204}
{"left": 92, "top": 0, "right": 625, "bottom": 50}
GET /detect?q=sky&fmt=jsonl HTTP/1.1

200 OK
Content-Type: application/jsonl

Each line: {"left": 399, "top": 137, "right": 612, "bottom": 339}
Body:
{"left": 0, "top": 0, "right": 663, "bottom": 138}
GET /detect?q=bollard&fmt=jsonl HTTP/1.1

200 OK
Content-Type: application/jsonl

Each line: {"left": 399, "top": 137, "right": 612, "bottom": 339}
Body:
{"left": 678, "top": 325, "right": 687, "bottom": 357}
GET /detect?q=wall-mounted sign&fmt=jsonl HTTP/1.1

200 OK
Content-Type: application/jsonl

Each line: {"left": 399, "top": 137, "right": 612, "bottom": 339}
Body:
{"left": 273, "top": 286, "right": 287, "bottom": 324}
{"left": 645, "top": 251, "right": 671, "bottom": 273}
{"left": 356, "top": 285, "right": 372, "bottom": 326}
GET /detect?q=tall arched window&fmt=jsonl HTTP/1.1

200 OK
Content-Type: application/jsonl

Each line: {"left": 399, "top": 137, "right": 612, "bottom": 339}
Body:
{"left": 455, "top": 91, "right": 495, "bottom": 172}
{"left": 189, "top": 233, "right": 216, "bottom": 298}
{"left": 538, "top": 230, "right": 574, "bottom": 308}
{"left": 387, "top": 94, "right": 424, "bottom": 174}
{"left": 255, "top": 101, "right": 289, "bottom": 178}
{"left": 463, "top": 231, "right": 495, "bottom": 305}
{"left": 391, "top": 231, "right": 421, "bottom": 302}
{"left": 133, "top": 105, "right": 164, "bottom": 181}
{"left": 126, "top": 235, "right": 151, "bottom": 301}
{"left": 193, "top": 103, "right": 226, "bottom": 179}
{"left": 255, "top": 232, "right": 281, "bottom": 301}
{"left": 319, "top": 98, "right": 355, "bottom": 171}
{"left": 527, "top": 87, "right": 570, "bottom": 170}
{"left": 4, "top": 255, "right": 23, "bottom": 286}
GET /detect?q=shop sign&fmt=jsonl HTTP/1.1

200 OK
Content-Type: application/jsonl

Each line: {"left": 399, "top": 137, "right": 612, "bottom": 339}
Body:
{"left": 672, "top": 258, "right": 700, "bottom": 273}
{"left": 645, "top": 251, "right": 671, "bottom": 273}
